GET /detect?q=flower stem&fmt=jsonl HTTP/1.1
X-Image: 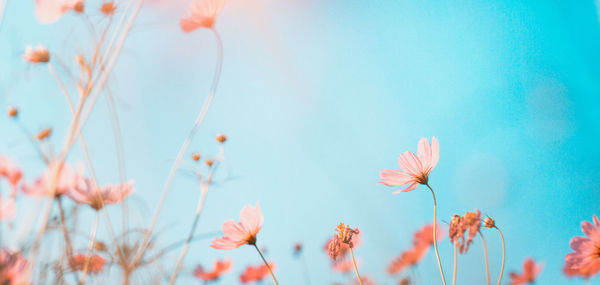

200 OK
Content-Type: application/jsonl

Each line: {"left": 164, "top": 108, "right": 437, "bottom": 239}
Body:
{"left": 253, "top": 244, "right": 279, "bottom": 285}
{"left": 426, "top": 184, "right": 447, "bottom": 285}
{"left": 494, "top": 226, "right": 506, "bottom": 285}
{"left": 452, "top": 243, "right": 457, "bottom": 285}
{"left": 479, "top": 231, "right": 490, "bottom": 285}
{"left": 79, "top": 211, "right": 100, "bottom": 285}
{"left": 132, "top": 27, "right": 224, "bottom": 268}
{"left": 350, "top": 247, "right": 363, "bottom": 285}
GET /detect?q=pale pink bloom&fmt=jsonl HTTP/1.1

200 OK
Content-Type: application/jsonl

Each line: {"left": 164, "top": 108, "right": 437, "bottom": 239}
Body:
{"left": 0, "top": 156, "right": 22, "bottom": 196}
{"left": 564, "top": 216, "right": 600, "bottom": 278}
{"left": 0, "top": 250, "right": 28, "bottom": 285}
{"left": 66, "top": 179, "right": 134, "bottom": 210}
{"left": 0, "top": 198, "right": 16, "bottom": 221}
{"left": 211, "top": 203, "right": 263, "bottom": 250}
{"left": 35, "top": 0, "right": 84, "bottom": 24}
{"left": 413, "top": 222, "right": 445, "bottom": 248}
{"left": 387, "top": 245, "right": 428, "bottom": 275}
{"left": 180, "top": 0, "right": 226, "bottom": 32}
{"left": 509, "top": 258, "right": 543, "bottom": 285}
{"left": 194, "top": 259, "right": 232, "bottom": 281}
{"left": 378, "top": 137, "right": 439, "bottom": 193}
{"left": 21, "top": 161, "right": 84, "bottom": 197}
{"left": 239, "top": 263, "right": 274, "bottom": 283}
{"left": 22, "top": 45, "right": 50, "bottom": 64}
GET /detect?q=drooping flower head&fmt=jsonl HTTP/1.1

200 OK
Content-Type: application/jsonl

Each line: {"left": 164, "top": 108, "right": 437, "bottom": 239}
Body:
{"left": 194, "top": 259, "right": 232, "bottom": 281}
{"left": 69, "top": 254, "right": 105, "bottom": 274}
{"left": 21, "top": 161, "right": 84, "bottom": 197}
{"left": 66, "top": 179, "right": 134, "bottom": 210}
{"left": 564, "top": 216, "right": 600, "bottom": 279}
{"left": 463, "top": 209, "right": 481, "bottom": 252}
{"left": 0, "top": 250, "right": 29, "bottom": 285}
{"left": 449, "top": 214, "right": 467, "bottom": 252}
{"left": 328, "top": 223, "right": 359, "bottom": 260}
{"left": 211, "top": 202, "right": 263, "bottom": 250}
{"left": 379, "top": 137, "right": 439, "bottom": 193}
{"left": 509, "top": 258, "right": 543, "bottom": 285}
{"left": 239, "top": 263, "right": 274, "bottom": 283}
{"left": 35, "top": 0, "right": 84, "bottom": 24}
{"left": 22, "top": 45, "right": 50, "bottom": 64}
{"left": 180, "top": 0, "right": 226, "bottom": 32}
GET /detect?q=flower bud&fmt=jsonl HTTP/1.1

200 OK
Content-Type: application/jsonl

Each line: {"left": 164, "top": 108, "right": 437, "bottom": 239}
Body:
{"left": 483, "top": 217, "right": 495, "bottom": 228}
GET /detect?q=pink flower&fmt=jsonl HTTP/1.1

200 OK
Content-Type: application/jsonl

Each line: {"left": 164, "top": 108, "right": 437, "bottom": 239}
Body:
{"left": 0, "top": 198, "right": 16, "bottom": 221}
{"left": 509, "top": 258, "right": 543, "bottom": 285}
{"left": 180, "top": 0, "right": 226, "bottom": 32}
{"left": 0, "top": 156, "right": 22, "bottom": 195}
{"left": 387, "top": 245, "right": 427, "bottom": 275}
{"left": 22, "top": 45, "right": 50, "bottom": 64}
{"left": 239, "top": 263, "right": 274, "bottom": 283}
{"left": 0, "top": 250, "right": 28, "bottom": 285}
{"left": 564, "top": 216, "right": 600, "bottom": 278}
{"left": 35, "top": 0, "right": 84, "bottom": 24}
{"left": 413, "top": 222, "right": 445, "bottom": 248}
{"left": 378, "top": 137, "right": 439, "bottom": 193}
{"left": 211, "top": 203, "right": 263, "bottom": 250}
{"left": 194, "top": 259, "right": 232, "bottom": 281}
{"left": 66, "top": 179, "right": 134, "bottom": 210}
{"left": 69, "top": 254, "right": 105, "bottom": 274}
{"left": 21, "top": 161, "right": 84, "bottom": 197}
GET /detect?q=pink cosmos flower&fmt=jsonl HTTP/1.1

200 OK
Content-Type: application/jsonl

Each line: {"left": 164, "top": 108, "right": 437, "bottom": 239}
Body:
{"left": 0, "top": 198, "right": 16, "bottom": 221}
{"left": 21, "top": 161, "right": 84, "bottom": 197}
{"left": 239, "top": 263, "right": 274, "bottom": 283}
{"left": 194, "top": 259, "right": 232, "bottom": 281}
{"left": 180, "top": 0, "right": 226, "bottom": 32}
{"left": 509, "top": 258, "right": 543, "bottom": 285}
{"left": 35, "top": 0, "right": 84, "bottom": 24}
{"left": 22, "top": 45, "right": 50, "bottom": 64}
{"left": 211, "top": 203, "right": 263, "bottom": 250}
{"left": 66, "top": 178, "right": 134, "bottom": 210}
{"left": 564, "top": 216, "right": 600, "bottom": 278}
{"left": 387, "top": 245, "right": 427, "bottom": 275}
{"left": 0, "top": 250, "right": 28, "bottom": 285}
{"left": 0, "top": 156, "right": 22, "bottom": 196}
{"left": 378, "top": 137, "right": 439, "bottom": 193}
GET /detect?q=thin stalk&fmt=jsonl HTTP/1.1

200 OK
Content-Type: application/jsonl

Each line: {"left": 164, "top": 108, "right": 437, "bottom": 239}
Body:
{"left": 79, "top": 211, "right": 100, "bottom": 284}
{"left": 349, "top": 247, "right": 363, "bottom": 285}
{"left": 132, "top": 27, "right": 224, "bottom": 267}
{"left": 426, "top": 184, "right": 447, "bottom": 285}
{"left": 452, "top": 243, "right": 457, "bottom": 285}
{"left": 299, "top": 251, "right": 311, "bottom": 285}
{"left": 169, "top": 146, "right": 224, "bottom": 284}
{"left": 480, "top": 231, "right": 491, "bottom": 285}
{"left": 253, "top": 244, "right": 278, "bottom": 285}
{"left": 495, "top": 226, "right": 506, "bottom": 285}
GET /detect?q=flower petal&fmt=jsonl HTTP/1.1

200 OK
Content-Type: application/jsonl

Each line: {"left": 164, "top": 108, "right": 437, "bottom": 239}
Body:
{"left": 378, "top": 169, "right": 415, "bottom": 187}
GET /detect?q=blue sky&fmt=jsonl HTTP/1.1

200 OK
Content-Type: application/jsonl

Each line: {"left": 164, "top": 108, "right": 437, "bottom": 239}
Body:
{"left": 1, "top": 0, "right": 600, "bottom": 284}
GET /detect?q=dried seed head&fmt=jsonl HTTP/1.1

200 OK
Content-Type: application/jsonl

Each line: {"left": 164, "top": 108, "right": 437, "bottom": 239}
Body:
{"left": 205, "top": 159, "right": 214, "bottom": 167}
{"left": 37, "top": 128, "right": 52, "bottom": 141}
{"left": 94, "top": 241, "right": 107, "bottom": 252}
{"left": 192, "top": 153, "right": 201, "bottom": 161}
{"left": 100, "top": 2, "right": 117, "bottom": 15}
{"left": 216, "top": 134, "right": 227, "bottom": 143}
{"left": 7, "top": 107, "right": 18, "bottom": 118}
{"left": 73, "top": 1, "right": 85, "bottom": 13}
{"left": 335, "top": 223, "right": 359, "bottom": 248}
{"left": 483, "top": 217, "right": 495, "bottom": 228}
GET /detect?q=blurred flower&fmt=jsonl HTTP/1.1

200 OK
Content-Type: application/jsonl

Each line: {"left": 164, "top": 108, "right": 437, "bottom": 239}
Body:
{"left": 36, "top": 128, "right": 52, "bottom": 140}
{"left": 463, "top": 209, "right": 481, "bottom": 252}
{"left": 449, "top": 214, "right": 466, "bottom": 252}
{"left": 0, "top": 198, "right": 16, "bottom": 221}
{"left": 192, "top": 153, "right": 201, "bottom": 161}
{"left": 211, "top": 202, "right": 263, "bottom": 249}
{"left": 0, "top": 250, "right": 28, "bottom": 284}
{"left": 180, "top": 0, "right": 226, "bottom": 32}
{"left": 293, "top": 242, "right": 302, "bottom": 257}
{"left": 100, "top": 2, "right": 117, "bottom": 15}
{"left": 66, "top": 179, "right": 134, "bottom": 210}
{"left": 69, "top": 254, "right": 105, "bottom": 274}
{"left": 564, "top": 216, "right": 600, "bottom": 278}
{"left": 21, "top": 161, "right": 84, "bottom": 197}
{"left": 194, "top": 259, "right": 232, "bottom": 282}
{"left": 563, "top": 262, "right": 596, "bottom": 279}
{"left": 413, "top": 222, "right": 445, "bottom": 248}
{"left": 378, "top": 137, "right": 439, "bottom": 193}
{"left": 387, "top": 245, "right": 427, "bottom": 275}
{"left": 509, "top": 258, "right": 543, "bottom": 285}
{"left": 354, "top": 275, "right": 377, "bottom": 285}
{"left": 0, "top": 156, "right": 22, "bottom": 195}
{"left": 239, "top": 263, "right": 274, "bottom": 283}
{"left": 332, "top": 258, "right": 355, "bottom": 273}
{"left": 399, "top": 278, "right": 411, "bottom": 285}
{"left": 22, "top": 45, "right": 50, "bottom": 64}
{"left": 328, "top": 223, "right": 359, "bottom": 260}
{"left": 6, "top": 107, "right": 18, "bottom": 118}
{"left": 35, "top": 0, "right": 84, "bottom": 24}
{"left": 205, "top": 159, "right": 214, "bottom": 167}
{"left": 216, "top": 134, "right": 227, "bottom": 143}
